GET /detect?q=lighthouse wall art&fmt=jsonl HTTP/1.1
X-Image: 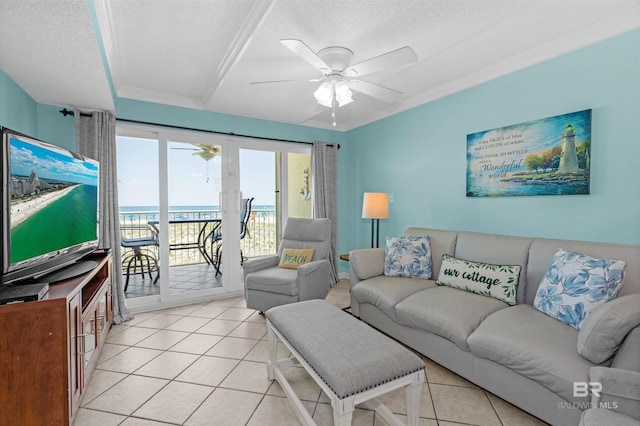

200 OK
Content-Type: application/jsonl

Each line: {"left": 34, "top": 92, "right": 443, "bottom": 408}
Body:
{"left": 466, "top": 109, "right": 591, "bottom": 197}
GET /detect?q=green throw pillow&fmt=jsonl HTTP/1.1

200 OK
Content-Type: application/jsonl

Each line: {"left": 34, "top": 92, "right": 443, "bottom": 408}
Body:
{"left": 436, "top": 254, "right": 521, "bottom": 305}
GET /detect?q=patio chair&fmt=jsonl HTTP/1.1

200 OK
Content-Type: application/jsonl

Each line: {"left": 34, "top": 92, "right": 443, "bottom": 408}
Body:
{"left": 121, "top": 224, "right": 159, "bottom": 291}
{"left": 243, "top": 217, "right": 332, "bottom": 313}
{"left": 206, "top": 197, "right": 254, "bottom": 275}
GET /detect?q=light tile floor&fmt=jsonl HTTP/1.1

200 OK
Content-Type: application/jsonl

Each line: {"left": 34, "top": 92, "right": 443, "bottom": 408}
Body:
{"left": 75, "top": 280, "right": 548, "bottom": 426}
{"left": 125, "top": 264, "right": 224, "bottom": 299}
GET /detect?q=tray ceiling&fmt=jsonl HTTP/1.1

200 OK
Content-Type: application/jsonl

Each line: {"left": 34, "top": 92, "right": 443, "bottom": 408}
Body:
{"left": 1, "top": 0, "right": 639, "bottom": 131}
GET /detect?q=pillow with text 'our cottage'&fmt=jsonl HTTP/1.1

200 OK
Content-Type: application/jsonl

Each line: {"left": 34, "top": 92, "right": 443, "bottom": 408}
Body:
{"left": 436, "top": 254, "right": 521, "bottom": 305}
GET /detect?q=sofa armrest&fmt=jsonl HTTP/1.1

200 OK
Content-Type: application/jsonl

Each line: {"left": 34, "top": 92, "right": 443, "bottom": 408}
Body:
{"left": 243, "top": 254, "right": 279, "bottom": 275}
{"left": 613, "top": 327, "right": 640, "bottom": 372}
{"left": 349, "top": 248, "right": 385, "bottom": 288}
{"left": 589, "top": 367, "right": 640, "bottom": 420}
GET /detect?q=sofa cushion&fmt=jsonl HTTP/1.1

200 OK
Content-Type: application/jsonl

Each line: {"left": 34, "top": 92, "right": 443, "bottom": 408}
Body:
{"left": 577, "top": 295, "right": 640, "bottom": 365}
{"left": 351, "top": 276, "right": 435, "bottom": 322}
{"left": 435, "top": 254, "right": 520, "bottom": 305}
{"left": 384, "top": 235, "right": 432, "bottom": 279}
{"left": 467, "top": 304, "right": 593, "bottom": 403}
{"left": 395, "top": 286, "right": 508, "bottom": 351}
{"left": 533, "top": 249, "right": 627, "bottom": 329}
{"left": 245, "top": 268, "right": 298, "bottom": 296}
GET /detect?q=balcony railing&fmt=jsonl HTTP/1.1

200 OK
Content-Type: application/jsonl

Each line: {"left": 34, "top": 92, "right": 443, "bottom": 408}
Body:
{"left": 119, "top": 208, "right": 277, "bottom": 267}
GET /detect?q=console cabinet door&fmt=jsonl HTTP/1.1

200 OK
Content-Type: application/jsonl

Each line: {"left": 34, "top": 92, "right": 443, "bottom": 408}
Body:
{"left": 69, "top": 293, "right": 82, "bottom": 419}
{"left": 82, "top": 308, "right": 98, "bottom": 376}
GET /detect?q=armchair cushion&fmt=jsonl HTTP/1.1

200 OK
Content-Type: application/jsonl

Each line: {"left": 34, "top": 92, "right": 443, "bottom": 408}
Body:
{"left": 245, "top": 268, "right": 298, "bottom": 296}
{"left": 578, "top": 295, "right": 640, "bottom": 364}
{"left": 588, "top": 367, "right": 640, "bottom": 421}
{"left": 580, "top": 408, "right": 640, "bottom": 426}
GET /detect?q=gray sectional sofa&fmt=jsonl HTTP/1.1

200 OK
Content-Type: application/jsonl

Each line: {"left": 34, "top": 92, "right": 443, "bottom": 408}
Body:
{"left": 349, "top": 228, "right": 640, "bottom": 425}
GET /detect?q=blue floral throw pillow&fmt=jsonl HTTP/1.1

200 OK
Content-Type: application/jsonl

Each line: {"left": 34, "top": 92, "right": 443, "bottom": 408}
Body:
{"left": 533, "top": 249, "right": 627, "bottom": 330}
{"left": 384, "top": 236, "right": 432, "bottom": 279}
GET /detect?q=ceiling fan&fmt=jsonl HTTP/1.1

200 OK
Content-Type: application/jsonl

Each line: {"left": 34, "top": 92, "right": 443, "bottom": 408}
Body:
{"left": 171, "top": 143, "right": 220, "bottom": 182}
{"left": 252, "top": 39, "right": 418, "bottom": 126}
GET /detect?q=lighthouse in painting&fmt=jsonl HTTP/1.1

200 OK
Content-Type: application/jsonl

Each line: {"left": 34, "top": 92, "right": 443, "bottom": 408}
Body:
{"left": 558, "top": 124, "right": 579, "bottom": 171}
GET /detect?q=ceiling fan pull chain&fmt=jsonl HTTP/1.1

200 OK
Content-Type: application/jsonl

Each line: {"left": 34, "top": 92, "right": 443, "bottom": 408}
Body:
{"left": 332, "top": 101, "right": 337, "bottom": 127}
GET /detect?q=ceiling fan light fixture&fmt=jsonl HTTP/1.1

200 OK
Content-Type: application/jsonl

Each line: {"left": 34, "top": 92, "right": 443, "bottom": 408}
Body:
{"left": 314, "top": 81, "right": 333, "bottom": 107}
{"left": 334, "top": 80, "right": 353, "bottom": 107}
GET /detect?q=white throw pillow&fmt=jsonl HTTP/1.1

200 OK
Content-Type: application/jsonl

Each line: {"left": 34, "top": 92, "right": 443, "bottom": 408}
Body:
{"left": 533, "top": 249, "right": 626, "bottom": 330}
{"left": 384, "top": 236, "right": 432, "bottom": 279}
{"left": 435, "top": 254, "right": 520, "bottom": 305}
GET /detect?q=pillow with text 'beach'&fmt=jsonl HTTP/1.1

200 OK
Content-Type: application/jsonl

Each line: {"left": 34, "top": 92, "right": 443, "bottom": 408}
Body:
{"left": 436, "top": 254, "right": 520, "bottom": 305}
{"left": 533, "top": 249, "right": 626, "bottom": 330}
{"left": 384, "top": 235, "right": 432, "bottom": 279}
{"left": 278, "top": 248, "right": 315, "bottom": 269}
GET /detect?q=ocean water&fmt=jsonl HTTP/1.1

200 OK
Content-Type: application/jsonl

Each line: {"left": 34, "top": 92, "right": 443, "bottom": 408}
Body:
{"left": 10, "top": 185, "right": 98, "bottom": 263}
{"left": 119, "top": 205, "right": 275, "bottom": 211}
{"left": 119, "top": 205, "right": 276, "bottom": 222}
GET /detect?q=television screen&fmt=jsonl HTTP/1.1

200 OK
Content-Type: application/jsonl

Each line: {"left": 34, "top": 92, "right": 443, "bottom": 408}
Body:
{"left": 1, "top": 128, "right": 99, "bottom": 284}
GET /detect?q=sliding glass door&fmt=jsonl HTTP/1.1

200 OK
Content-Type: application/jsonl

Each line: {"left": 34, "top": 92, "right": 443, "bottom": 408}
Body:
{"left": 116, "top": 125, "right": 310, "bottom": 310}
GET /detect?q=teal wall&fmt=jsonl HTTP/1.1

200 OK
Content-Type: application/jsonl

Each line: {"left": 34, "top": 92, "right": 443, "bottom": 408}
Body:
{"left": 0, "top": 69, "right": 38, "bottom": 136}
{"left": 115, "top": 98, "right": 344, "bottom": 145}
{"left": 0, "top": 69, "right": 75, "bottom": 149}
{"left": 345, "top": 29, "right": 640, "bottom": 252}
{"left": 3, "top": 28, "right": 639, "bottom": 273}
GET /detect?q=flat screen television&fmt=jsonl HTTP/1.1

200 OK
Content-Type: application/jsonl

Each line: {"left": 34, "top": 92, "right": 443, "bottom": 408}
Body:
{"left": 1, "top": 127, "right": 100, "bottom": 285}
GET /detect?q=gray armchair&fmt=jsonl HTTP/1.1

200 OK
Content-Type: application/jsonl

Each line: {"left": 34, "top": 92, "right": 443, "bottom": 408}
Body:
{"left": 579, "top": 367, "right": 640, "bottom": 426}
{"left": 244, "top": 217, "right": 332, "bottom": 313}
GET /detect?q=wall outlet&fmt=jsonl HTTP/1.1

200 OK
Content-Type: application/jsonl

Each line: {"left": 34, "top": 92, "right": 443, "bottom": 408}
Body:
{"left": 389, "top": 193, "right": 394, "bottom": 203}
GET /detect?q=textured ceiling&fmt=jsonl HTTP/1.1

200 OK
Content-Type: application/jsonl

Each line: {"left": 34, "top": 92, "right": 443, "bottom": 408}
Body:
{"left": 1, "top": 0, "right": 639, "bottom": 131}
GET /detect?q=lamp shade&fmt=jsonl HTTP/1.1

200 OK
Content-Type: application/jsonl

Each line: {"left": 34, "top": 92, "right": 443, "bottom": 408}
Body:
{"left": 362, "top": 192, "right": 389, "bottom": 219}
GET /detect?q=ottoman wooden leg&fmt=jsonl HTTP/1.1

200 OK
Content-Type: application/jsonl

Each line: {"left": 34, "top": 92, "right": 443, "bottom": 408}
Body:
{"left": 406, "top": 370, "right": 425, "bottom": 426}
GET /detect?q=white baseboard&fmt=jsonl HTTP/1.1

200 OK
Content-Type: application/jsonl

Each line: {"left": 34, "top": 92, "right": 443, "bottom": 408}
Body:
{"left": 338, "top": 271, "right": 350, "bottom": 280}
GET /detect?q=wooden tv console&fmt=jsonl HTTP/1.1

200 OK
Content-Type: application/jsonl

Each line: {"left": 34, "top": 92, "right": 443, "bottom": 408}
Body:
{"left": 0, "top": 252, "right": 113, "bottom": 425}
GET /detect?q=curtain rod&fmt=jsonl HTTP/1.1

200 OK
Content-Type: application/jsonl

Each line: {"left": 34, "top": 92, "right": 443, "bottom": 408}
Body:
{"left": 59, "top": 108, "right": 339, "bottom": 148}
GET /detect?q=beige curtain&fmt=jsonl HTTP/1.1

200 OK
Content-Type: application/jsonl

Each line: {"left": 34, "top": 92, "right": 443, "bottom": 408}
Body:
{"left": 75, "top": 110, "right": 132, "bottom": 324}
{"left": 311, "top": 141, "right": 338, "bottom": 283}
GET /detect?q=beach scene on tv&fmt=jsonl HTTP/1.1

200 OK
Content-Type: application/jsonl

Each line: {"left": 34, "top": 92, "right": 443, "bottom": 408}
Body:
{"left": 9, "top": 136, "right": 99, "bottom": 264}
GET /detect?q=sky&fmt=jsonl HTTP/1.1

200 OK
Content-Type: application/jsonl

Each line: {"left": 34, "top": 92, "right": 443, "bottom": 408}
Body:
{"left": 116, "top": 136, "right": 276, "bottom": 208}
{"left": 10, "top": 136, "right": 99, "bottom": 186}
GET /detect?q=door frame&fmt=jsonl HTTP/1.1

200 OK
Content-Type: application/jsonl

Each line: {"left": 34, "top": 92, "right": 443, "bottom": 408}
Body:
{"left": 117, "top": 124, "right": 311, "bottom": 311}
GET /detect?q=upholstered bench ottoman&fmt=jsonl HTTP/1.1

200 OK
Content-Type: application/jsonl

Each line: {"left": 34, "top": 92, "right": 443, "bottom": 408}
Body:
{"left": 265, "top": 299, "right": 425, "bottom": 425}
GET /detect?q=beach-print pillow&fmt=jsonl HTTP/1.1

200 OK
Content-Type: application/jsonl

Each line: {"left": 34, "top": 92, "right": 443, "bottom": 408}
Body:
{"left": 533, "top": 249, "right": 626, "bottom": 330}
{"left": 384, "top": 236, "right": 432, "bottom": 279}
{"left": 278, "top": 248, "right": 315, "bottom": 269}
{"left": 436, "top": 254, "right": 520, "bottom": 305}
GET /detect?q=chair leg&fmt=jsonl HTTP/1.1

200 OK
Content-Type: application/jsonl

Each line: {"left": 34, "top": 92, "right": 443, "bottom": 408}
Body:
{"left": 215, "top": 243, "right": 222, "bottom": 276}
{"left": 124, "top": 254, "right": 137, "bottom": 291}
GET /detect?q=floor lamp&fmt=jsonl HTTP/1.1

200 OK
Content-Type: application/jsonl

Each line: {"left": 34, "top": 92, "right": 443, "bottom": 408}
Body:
{"left": 362, "top": 192, "right": 389, "bottom": 248}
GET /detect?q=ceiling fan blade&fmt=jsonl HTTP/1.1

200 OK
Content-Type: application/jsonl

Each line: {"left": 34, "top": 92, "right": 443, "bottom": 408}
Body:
{"left": 348, "top": 79, "right": 403, "bottom": 103}
{"left": 346, "top": 46, "right": 418, "bottom": 77}
{"left": 280, "top": 39, "right": 331, "bottom": 73}
{"left": 250, "top": 77, "right": 324, "bottom": 85}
